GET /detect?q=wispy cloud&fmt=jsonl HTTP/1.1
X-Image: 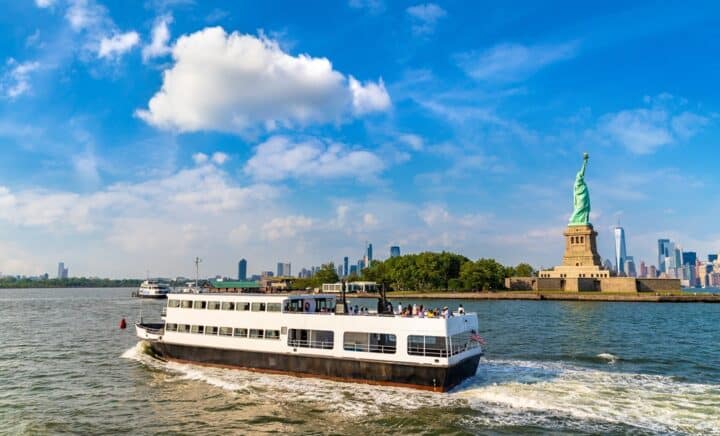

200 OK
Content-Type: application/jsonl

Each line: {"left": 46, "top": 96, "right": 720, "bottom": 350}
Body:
{"left": 406, "top": 3, "right": 447, "bottom": 35}
{"left": 244, "top": 136, "right": 385, "bottom": 183}
{"left": 0, "top": 59, "right": 42, "bottom": 98}
{"left": 142, "top": 14, "right": 173, "bottom": 62}
{"left": 595, "top": 94, "right": 709, "bottom": 154}
{"left": 457, "top": 41, "right": 579, "bottom": 82}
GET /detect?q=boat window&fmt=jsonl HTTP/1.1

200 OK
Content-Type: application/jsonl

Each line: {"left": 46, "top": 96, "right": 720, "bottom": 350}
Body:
{"left": 221, "top": 302, "right": 235, "bottom": 311}
{"left": 219, "top": 327, "right": 233, "bottom": 336}
{"left": 205, "top": 326, "right": 219, "bottom": 335}
{"left": 249, "top": 329, "right": 264, "bottom": 338}
{"left": 284, "top": 299, "right": 303, "bottom": 312}
{"left": 265, "top": 330, "right": 280, "bottom": 340}
{"left": 343, "top": 332, "right": 396, "bottom": 354}
{"left": 315, "top": 298, "right": 333, "bottom": 313}
{"left": 449, "top": 331, "right": 479, "bottom": 356}
{"left": 191, "top": 325, "right": 204, "bottom": 334}
{"left": 208, "top": 301, "right": 221, "bottom": 310}
{"left": 407, "top": 335, "right": 448, "bottom": 357}
{"left": 168, "top": 300, "right": 180, "bottom": 308}
{"left": 234, "top": 328, "right": 248, "bottom": 337}
{"left": 180, "top": 300, "right": 193, "bottom": 309}
{"left": 288, "top": 329, "right": 334, "bottom": 349}
{"left": 236, "top": 302, "right": 250, "bottom": 311}
{"left": 165, "top": 323, "right": 177, "bottom": 332}
{"left": 251, "top": 302, "right": 266, "bottom": 312}
{"left": 193, "top": 300, "right": 207, "bottom": 310}
{"left": 177, "top": 324, "right": 190, "bottom": 333}
{"left": 266, "top": 303, "right": 281, "bottom": 312}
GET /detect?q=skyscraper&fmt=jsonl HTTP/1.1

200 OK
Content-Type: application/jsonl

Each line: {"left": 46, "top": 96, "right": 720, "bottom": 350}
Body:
{"left": 614, "top": 227, "right": 627, "bottom": 275}
{"left": 343, "top": 256, "right": 349, "bottom": 277}
{"left": 709, "top": 254, "right": 718, "bottom": 263}
{"left": 624, "top": 256, "right": 636, "bottom": 278}
{"left": 237, "top": 259, "right": 247, "bottom": 281}
{"left": 57, "top": 262, "right": 68, "bottom": 279}
{"left": 682, "top": 252, "right": 697, "bottom": 267}
{"left": 390, "top": 246, "right": 400, "bottom": 258}
{"left": 364, "top": 243, "right": 373, "bottom": 267}
{"left": 277, "top": 262, "right": 291, "bottom": 277}
{"left": 657, "top": 239, "right": 671, "bottom": 273}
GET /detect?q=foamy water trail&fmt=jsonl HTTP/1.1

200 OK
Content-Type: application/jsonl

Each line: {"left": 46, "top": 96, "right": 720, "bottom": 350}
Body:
{"left": 122, "top": 343, "right": 720, "bottom": 434}
{"left": 457, "top": 359, "right": 720, "bottom": 435}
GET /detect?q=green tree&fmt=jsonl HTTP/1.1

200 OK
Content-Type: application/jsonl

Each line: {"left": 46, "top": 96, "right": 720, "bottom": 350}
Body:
{"left": 514, "top": 263, "right": 535, "bottom": 277}
{"left": 313, "top": 263, "right": 339, "bottom": 285}
{"left": 460, "top": 258, "right": 507, "bottom": 291}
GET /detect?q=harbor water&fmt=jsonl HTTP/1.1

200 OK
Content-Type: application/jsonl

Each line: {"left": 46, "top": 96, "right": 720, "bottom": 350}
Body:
{"left": 0, "top": 288, "right": 718, "bottom": 435}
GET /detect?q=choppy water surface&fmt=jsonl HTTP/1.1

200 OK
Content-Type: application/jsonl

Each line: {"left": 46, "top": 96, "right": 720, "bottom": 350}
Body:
{"left": 0, "top": 288, "right": 718, "bottom": 435}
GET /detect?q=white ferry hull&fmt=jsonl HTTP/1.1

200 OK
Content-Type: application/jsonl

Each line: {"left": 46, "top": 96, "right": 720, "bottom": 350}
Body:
{"left": 147, "top": 341, "right": 481, "bottom": 392}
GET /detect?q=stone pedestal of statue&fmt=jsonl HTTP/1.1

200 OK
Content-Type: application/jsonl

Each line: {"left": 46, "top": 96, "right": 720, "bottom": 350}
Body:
{"left": 561, "top": 224, "right": 602, "bottom": 268}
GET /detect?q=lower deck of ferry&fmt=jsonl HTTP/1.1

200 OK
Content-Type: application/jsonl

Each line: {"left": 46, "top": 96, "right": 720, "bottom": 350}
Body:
{"left": 148, "top": 340, "right": 481, "bottom": 392}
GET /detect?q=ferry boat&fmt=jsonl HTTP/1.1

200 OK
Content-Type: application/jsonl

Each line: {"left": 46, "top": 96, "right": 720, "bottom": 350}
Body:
{"left": 136, "top": 293, "right": 483, "bottom": 392}
{"left": 133, "top": 280, "right": 172, "bottom": 299}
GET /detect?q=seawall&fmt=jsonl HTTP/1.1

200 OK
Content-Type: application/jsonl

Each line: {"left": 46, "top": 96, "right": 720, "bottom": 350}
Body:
{"left": 354, "top": 292, "right": 720, "bottom": 303}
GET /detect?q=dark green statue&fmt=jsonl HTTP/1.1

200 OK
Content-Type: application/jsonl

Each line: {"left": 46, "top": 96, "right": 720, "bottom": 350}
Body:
{"left": 569, "top": 153, "right": 590, "bottom": 225}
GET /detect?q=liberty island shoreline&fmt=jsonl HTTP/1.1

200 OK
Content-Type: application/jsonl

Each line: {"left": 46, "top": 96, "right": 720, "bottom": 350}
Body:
{"left": 373, "top": 290, "right": 720, "bottom": 303}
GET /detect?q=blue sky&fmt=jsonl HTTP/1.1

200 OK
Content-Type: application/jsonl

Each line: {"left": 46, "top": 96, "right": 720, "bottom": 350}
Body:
{"left": 0, "top": 0, "right": 718, "bottom": 278}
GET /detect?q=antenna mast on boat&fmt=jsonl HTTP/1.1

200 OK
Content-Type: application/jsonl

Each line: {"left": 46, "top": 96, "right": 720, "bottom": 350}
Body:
{"left": 194, "top": 257, "right": 202, "bottom": 289}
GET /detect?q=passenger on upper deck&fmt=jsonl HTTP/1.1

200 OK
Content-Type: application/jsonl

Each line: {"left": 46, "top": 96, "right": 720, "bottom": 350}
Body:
{"left": 458, "top": 304, "right": 465, "bottom": 315}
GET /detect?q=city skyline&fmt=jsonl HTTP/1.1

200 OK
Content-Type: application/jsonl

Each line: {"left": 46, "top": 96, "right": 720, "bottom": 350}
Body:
{"left": 1, "top": 2, "right": 719, "bottom": 278}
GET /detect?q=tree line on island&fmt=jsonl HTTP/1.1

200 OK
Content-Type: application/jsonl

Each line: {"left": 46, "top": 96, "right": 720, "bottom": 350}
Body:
{"left": 291, "top": 252, "right": 535, "bottom": 292}
{"left": 0, "top": 277, "right": 144, "bottom": 289}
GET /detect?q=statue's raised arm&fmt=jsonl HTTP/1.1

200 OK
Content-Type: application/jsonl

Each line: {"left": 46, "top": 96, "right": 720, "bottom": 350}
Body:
{"left": 568, "top": 153, "right": 591, "bottom": 225}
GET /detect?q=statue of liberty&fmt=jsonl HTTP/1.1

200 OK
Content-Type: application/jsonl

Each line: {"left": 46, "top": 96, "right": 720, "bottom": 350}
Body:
{"left": 569, "top": 153, "right": 590, "bottom": 225}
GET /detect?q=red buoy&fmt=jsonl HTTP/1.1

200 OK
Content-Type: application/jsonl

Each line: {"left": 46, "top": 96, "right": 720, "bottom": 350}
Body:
{"left": 120, "top": 318, "right": 127, "bottom": 329}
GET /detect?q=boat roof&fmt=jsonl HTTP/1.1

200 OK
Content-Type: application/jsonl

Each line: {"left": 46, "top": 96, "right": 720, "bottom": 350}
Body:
{"left": 168, "top": 292, "right": 339, "bottom": 301}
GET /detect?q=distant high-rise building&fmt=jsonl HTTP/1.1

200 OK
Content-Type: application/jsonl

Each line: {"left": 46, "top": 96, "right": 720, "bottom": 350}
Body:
{"left": 624, "top": 256, "right": 636, "bottom": 278}
{"left": 603, "top": 258, "right": 614, "bottom": 272}
{"left": 366, "top": 243, "right": 373, "bottom": 265}
{"left": 349, "top": 265, "right": 358, "bottom": 276}
{"left": 658, "top": 239, "right": 671, "bottom": 273}
{"left": 343, "top": 256, "right": 349, "bottom": 277}
{"left": 337, "top": 265, "right": 343, "bottom": 277}
{"left": 639, "top": 261, "right": 648, "bottom": 278}
{"left": 57, "top": 262, "right": 68, "bottom": 279}
{"left": 614, "top": 227, "right": 627, "bottom": 275}
{"left": 261, "top": 271, "right": 274, "bottom": 278}
{"left": 682, "top": 252, "right": 697, "bottom": 267}
{"left": 237, "top": 259, "right": 247, "bottom": 281}
{"left": 358, "top": 259, "right": 364, "bottom": 272}
{"left": 276, "top": 262, "right": 291, "bottom": 277}
{"left": 709, "top": 254, "right": 718, "bottom": 263}
{"left": 648, "top": 265, "right": 658, "bottom": 278}
{"left": 390, "top": 246, "right": 400, "bottom": 258}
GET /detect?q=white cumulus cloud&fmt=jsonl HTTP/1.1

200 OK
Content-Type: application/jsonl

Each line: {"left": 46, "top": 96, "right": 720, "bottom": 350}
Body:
{"left": 262, "top": 215, "right": 313, "bottom": 241}
{"left": 142, "top": 15, "right": 173, "bottom": 61}
{"left": 349, "top": 76, "right": 391, "bottom": 114}
{"left": 136, "top": 27, "right": 390, "bottom": 135}
{"left": 35, "top": 0, "right": 55, "bottom": 8}
{"left": 244, "top": 136, "right": 385, "bottom": 182}
{"left": 98, "top": 31, "right": 140, "bottom": 59}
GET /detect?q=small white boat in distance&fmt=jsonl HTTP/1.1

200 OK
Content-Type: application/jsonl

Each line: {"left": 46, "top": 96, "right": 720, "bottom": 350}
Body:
{"left": 177, "top": 282, "right": 203, "bottom": 293}
{"left": 133, "top": 280, "right": 172, "bottom": 299}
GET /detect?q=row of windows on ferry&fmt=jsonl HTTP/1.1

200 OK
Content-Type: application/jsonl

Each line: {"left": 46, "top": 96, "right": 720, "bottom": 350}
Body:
{"left": 167, "top": 299, "right": 333, "bottom": 313}
{"left": 164, "top": 324, "right": 479, "bottom": 357}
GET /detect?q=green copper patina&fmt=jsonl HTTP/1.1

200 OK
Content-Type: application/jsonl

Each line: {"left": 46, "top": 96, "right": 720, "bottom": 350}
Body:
{"left": 569, "top": 152, "right": 591, "bottom": 225}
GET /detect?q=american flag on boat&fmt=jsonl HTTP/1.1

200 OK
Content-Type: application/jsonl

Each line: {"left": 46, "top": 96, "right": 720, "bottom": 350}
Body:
{"left": 470, "top": 330, "right": 485, "bottom": 345}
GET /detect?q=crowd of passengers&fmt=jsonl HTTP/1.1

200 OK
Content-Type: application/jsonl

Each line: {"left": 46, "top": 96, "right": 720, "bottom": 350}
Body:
{"left": 347, "top": 302, "right": 465, "bottom": 318}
